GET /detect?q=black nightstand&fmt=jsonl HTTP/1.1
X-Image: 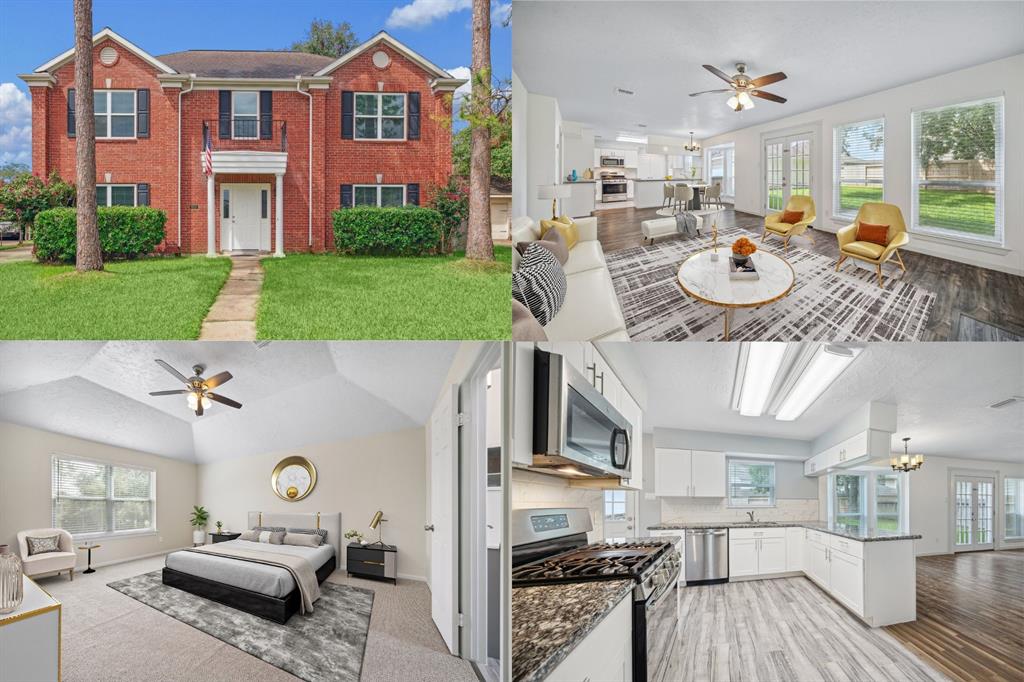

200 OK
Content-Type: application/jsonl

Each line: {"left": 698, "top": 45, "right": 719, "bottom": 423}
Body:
{"left": 210, "top": 532, "right": 242, "bottom": 543}
{"left": 347, "top": 542, "right": 397, "bottom": 584}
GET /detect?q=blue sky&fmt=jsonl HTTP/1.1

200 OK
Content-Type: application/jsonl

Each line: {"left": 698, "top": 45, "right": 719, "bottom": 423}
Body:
{"left": 0, "top": 0, "right": 511, "bottom": 167}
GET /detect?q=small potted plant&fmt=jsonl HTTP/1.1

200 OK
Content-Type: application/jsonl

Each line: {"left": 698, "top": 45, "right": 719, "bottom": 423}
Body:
{"left": 344, "top": 529, "right": 366, "bottom": 545}
{"left": 731, "top": 237, "right": 757, "bottom": 265}
{"left": 215, "top": 521, "right": 223, "bottom": 534}
{"left": 190, "top": 506, "right": 210, "bottom": 545}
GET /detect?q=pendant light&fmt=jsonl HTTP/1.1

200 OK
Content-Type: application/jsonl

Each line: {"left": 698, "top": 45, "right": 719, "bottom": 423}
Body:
{"left": 891, "top": 437, "right": 925, "bottom": 472}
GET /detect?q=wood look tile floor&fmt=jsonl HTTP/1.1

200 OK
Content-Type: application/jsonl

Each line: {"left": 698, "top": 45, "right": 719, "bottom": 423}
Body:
{"left": 591, "top": 205, "right": 1024, "bottom": 341}
{"left": 886, "top": 550, "right": 1024, "bottom": 682}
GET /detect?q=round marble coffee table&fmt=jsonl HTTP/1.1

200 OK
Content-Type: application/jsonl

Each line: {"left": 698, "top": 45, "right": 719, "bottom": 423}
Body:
{"left": 677, "top": 248, "right": 795, "bottom": 340}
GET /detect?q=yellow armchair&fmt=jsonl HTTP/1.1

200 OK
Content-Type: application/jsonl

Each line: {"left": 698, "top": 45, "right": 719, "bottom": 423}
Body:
{"left": 835, "top": 202, "right": 910, "bottom": 287}
{"left": 763, "top": 195, "right": 816, "bottom": 249}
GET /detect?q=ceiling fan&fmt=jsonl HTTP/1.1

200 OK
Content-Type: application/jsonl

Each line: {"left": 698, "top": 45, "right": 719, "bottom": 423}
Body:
{"left": 148, "top": 359, "right": 242, "bottom": 416}
{"left": 690, "top": 63, "right": 788, "bottom": 111}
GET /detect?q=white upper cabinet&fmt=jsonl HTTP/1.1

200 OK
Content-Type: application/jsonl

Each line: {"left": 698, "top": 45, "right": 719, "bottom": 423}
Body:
{"left": 654, "top": 448, "right": 725, "bottom": 497}
{"left": 618, "top": 389, "right": 643, "bottom": 491}
{"left": 804, "top": 428, "right": 887, "bottom": 477}
{"left": 690, "top": 450, "right": 726, "bottom": 497}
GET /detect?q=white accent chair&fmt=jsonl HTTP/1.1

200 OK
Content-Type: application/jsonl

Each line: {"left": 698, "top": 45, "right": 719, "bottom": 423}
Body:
{"left": 18, "top": 528, "right": 76, "bottom": 581}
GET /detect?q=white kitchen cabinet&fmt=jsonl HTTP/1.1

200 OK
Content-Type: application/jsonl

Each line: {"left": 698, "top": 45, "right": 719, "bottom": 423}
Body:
{"left": 729, "top": 528, "right": 788, "bottom": 578}
{"left": 622, "top": 149, "right": 639, "bottom": 168}
{"left": 546, "top": 593, "right": 632, "bottom": 682}
{"left": 785, "top": 527, "right": 804, "bottom": 572}
{"left": 728, "top": 537, "right": 759, "bottom": 577}
{"left": 758, "top": 536, "right": 788, "bottom": 574}
{"left": 654, "top": 448, "right": 691, "bottom": 497}
{"left": 690, "top": 451, "right": 726, "bottom": 497}
{"left": 638, "top": 152, "right": 666, "bottom": 179}
{"left": 512, "top": 342, "right": 537, "bottom": 467}
{"left": 828, "top": 547, "right": 865, "bottom": 615}
{"left": 804, "top": 429, "right": 888, "bottom": 476}
{"left": 804, "top": 533, "right": 829, "bottom": 587}
{"left": 542, "top": 341, "right": 589, "bottom": 379}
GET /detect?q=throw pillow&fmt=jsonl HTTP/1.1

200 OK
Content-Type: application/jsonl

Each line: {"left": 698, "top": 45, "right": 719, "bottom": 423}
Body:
{"left": 239, "top": 529, "right": 259, "bottom": 542}
{"left": 516, "top": 227, "right": 569, "bottom": 265}
{"left": 540, "top": 218, "right": 579, "bottom": 250}
{"left": 512, "top": 299, "right": 548, "bottom": 341}
{"left": 283, "top": 533, "right": 322, "bottom": 548}
{"left": 253, "top": 525, "right": 285, "bottom": 533}
{"left": 26, "top": 535, "right": 61, "bottom": 555}
{"left": 512, "top": 243, "right": 567, "bottom": 326}
{"left": 286, "top": 527, "right": 328, "bottom": 545}
{"left": 856, "top": 221, "right": 890, "bottom": 246}
{"left": 781, "top": 210, "right": 804, "bottom": 224}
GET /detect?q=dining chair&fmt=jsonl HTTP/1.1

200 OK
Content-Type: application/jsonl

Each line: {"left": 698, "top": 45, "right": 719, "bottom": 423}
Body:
{"left": 673, "top": 185, "right": 694, "bottom": 212}
{"left": 662, "top": 184, "right": 674, "bottom": 208}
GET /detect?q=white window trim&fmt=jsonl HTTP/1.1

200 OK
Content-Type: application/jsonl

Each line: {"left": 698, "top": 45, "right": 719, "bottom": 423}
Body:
{"left": 353, "top": 184, "right": 406, "bottom": 207}
{"left": 827, "top": 470, "right": 908, "bottom": 532}
{"left": 832, "top": 117, "right": 885, "bottom": 221}
{"left": 231, "top": 91, "right": 260, "bottom": 140}
{"left": 354, "top": 92, "right": 407, "bottom": 141}
{"left": 704, "top": 143, "right": 735, "bottom": 198}
{"left": 96, "top": 184, "right": 138, "bottom": 207}
{"left": 726, "top": 458, "right": 777, "bottom": 509}
{"left": 51, "top": 453, "right": 157, "bottom": 539}
{"left": 1004, "top": 476, "right": 1024, "bottom": 541}
{"left": 94, "top": 89, "right": 136, "bottom": 140}
{"left": 910, "top": 95, "right": 1004, "bottom": 247}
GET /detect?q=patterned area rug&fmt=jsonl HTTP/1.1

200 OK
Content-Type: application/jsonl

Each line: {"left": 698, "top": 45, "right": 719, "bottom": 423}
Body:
{"left": 605, "top": 226, "right": 936, "bottom": 341}
{"left": 109, "top": 570, "right": 374, "bottom": 682}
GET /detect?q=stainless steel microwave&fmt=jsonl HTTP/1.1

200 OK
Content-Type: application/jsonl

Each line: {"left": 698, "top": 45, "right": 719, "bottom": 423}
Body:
{"left": 532, "top": 349, "right": 631, "bottom": 479}
{"left": 601, "top": 156, "right": 625, "bottom": 167}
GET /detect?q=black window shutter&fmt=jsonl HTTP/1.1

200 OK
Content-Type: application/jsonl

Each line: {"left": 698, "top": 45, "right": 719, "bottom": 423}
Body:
{"left": 341, "top": 91, "right": 353, "bottom": 139}
{"left": 408, "top": 92, "right": 420, "bottom": 140}
{"left": 137, "top": 183, "right": 150, "bottom": 206}
{"left": 340, "top": 184, "right": 353, "bottom": 208}
{"left": 218, "top": 90, "right": 231, "bottom": 139}
{"left": 259, "top": 91, "right": 272, "bottom": 140}
{"left": 407, "top": 183, "right": 420, "bottom": 206}
{"left": 136, "top": 89, "right": 150, "bottom": 138}
{"left": 67, "top": 88, "right": 76, "bottom": 138}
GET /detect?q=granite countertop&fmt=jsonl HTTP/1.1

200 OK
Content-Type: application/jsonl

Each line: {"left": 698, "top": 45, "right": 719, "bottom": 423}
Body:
{"left": 634, "top": 178, "right": 706, "bottom": 182}
{"left": 512, "top": 580, "right": 634, "bottom": 682}
{"left": 647, "top": 521, "right": 921, "bottom": 542}
{"left": 565, "top": 179, "right": 597, "bottom": 183}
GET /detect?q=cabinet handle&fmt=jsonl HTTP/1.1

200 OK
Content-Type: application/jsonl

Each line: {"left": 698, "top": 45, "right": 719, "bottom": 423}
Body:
{"left": 586, "top": 362, "right": 597, "bottom": 385}
{"left": 361, "top": 560, "right": 385, "bottom": 566}
{"left": 597, "top": 371, "right": 605, "bottom": 394}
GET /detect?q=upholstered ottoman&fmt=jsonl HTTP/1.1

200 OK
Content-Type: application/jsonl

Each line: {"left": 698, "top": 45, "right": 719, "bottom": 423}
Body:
{"left": 641, "top": 215, "right": 702, "bottom": 243}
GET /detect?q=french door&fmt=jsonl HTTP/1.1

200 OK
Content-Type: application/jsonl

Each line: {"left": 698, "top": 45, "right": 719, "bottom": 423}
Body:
{"left": 765, "top": 134, "right": 812, "bottom": 212}
{"left": 954, "top": 475, "right": 995, "bottom": 551}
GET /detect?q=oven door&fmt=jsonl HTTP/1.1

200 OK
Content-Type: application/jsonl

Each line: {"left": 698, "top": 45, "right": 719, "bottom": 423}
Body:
{"left": 636, "top": 563, "right": 680, "bottom": 682}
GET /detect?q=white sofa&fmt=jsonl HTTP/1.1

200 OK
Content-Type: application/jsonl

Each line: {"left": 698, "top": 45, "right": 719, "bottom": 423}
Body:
{"left": 512, "top": 216, "right": 629, "bottom": 341}
{"left": 17, "top": 528, "right": 76, "bottom": 580}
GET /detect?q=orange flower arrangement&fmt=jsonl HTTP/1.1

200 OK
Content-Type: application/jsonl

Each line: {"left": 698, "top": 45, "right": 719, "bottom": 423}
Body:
{"left": 731, "top": 237, "right": 757, "bottom": 257}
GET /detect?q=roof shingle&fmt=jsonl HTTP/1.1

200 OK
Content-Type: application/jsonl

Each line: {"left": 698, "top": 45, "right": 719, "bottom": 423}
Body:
{"left": 157, "top": 50, "right": 335, "bottom": 78}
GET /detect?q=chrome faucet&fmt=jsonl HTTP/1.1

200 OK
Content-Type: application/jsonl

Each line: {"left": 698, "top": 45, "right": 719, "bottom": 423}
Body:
{"left": 746, "top": 511, "right": 756, "bottom": 522}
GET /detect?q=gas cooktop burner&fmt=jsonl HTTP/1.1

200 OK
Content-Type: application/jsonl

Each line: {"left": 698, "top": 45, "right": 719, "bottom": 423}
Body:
{"left": 511, "top": 541, "right": 670, "bottom": 586}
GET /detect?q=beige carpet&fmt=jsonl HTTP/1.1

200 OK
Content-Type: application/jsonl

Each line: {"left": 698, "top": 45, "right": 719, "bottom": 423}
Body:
{"left": 36, "top": 554, "right": 475, "bottom": 682}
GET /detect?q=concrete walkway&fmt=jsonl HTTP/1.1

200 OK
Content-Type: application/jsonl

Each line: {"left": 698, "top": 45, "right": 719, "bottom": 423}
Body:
{"left": 198, "top": 255, "right": 264, "bottom": 340}
{"left": 0, "top": 244, "right": 34, "bottom": 264}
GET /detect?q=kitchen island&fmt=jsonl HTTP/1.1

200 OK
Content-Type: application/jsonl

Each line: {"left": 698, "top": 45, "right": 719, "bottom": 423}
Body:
{"left": 633, "top": 179, "right": 707, "bottom": 210}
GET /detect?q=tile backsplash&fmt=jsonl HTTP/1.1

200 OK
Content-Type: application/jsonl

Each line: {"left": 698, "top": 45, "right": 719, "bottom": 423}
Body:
{"left": 660, "top": 497, "right": 819, "bottom": 523}
{"left": 511, "top": 468, "right": 605, "bottom": 542}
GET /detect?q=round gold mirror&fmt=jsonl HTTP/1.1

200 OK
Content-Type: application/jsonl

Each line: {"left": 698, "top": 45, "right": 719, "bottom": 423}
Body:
{"left": 271, "top": 456, "right": 317, "bottom": 501}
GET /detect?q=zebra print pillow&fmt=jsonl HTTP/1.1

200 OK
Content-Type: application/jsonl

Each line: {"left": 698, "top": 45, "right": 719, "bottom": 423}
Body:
{"left": 287, "top": 527, "right": 328, "bottom": 545}
{"left": 512, "top": 243, "right": 567, "bottom": 326}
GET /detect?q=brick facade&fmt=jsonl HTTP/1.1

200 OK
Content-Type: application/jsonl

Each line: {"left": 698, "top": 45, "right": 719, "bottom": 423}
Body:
{"left": 23, "top": 32, "right": 459, "bottom": 254}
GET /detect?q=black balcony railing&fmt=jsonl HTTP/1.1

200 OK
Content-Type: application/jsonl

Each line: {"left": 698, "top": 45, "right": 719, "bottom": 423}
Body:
{"left": 203, "top": 120, "right": 288, "bottom": 153}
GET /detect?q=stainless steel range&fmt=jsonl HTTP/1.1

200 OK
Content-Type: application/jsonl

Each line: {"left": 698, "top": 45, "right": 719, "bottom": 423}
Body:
{"left": 512, "top": 508, "right": 680, "bottom": 682}
{"left": 600, "top": 172, "right": 628, "bottom": 203}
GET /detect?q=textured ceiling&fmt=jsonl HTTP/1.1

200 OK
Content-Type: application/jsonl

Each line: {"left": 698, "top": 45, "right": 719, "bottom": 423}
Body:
{"left": 632, "top": 342, "right": 1024, "bottom": 462}
{"left": 0, "top": 342, "right": 459, "bottom": 463}
{"left": 513, "top": 1, "right": 1024, "bottom": 139}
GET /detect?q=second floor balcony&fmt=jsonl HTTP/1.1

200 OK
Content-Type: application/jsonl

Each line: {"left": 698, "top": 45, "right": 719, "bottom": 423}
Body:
{"left": 203, "top": 119, "right": 288, "bottom": 153}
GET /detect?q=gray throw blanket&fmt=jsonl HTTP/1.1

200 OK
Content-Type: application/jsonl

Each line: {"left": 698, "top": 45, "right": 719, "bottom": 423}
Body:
{"left": 184, "top": 543, "right": 321, "bottom": 614}
{"left": 675, "top": 211, "right": 699, "bottom": 237}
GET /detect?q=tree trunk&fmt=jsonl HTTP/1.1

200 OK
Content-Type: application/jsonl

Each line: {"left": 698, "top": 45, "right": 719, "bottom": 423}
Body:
{"left": 74, "top": 0, "right": 102, "bottom": 272}
{"left": 465, "top": 0, "right": 494, "bottom": 261}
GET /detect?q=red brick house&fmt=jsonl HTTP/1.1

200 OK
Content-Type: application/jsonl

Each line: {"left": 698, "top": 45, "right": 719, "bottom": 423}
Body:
{"left": 19, "top": 28, "right": 465, "bottom": 255}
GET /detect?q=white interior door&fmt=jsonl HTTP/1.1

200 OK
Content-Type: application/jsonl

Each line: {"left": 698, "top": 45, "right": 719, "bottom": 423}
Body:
{"left": 765, "top": 134, "right": 812, "bottom": 212}
{"left": 430, "top": 384, "right": 460, "bottom": 654}
{"left": 954, "top": 476, "right": 995, "bottom": 551}
{"left": 222, "top": 184, "right": 267, "bottom": 251}
{"left": 603, "top": 489, "right": 636, "bottom": 541}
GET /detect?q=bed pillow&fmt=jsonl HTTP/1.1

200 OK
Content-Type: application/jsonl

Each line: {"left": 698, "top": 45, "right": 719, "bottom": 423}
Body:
{"left": 258, "top": 530, "right": 286, "bottom": 544}
{"left": 239, "top": 529, "right": 260, "bottom": 542}
{"left": 283, "top": 533, "right": 322, "bottom": 548}
{"left": 286, "top": 527, "right": 328, "bottom": 545}
{"left": 26, "top": 535, "right": 61, "bottom": 555}
{"left": 253, "top": 525, "right": 286, "bottom": 533}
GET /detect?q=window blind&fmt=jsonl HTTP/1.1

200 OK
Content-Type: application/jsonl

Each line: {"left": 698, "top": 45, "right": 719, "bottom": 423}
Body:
{"left": 911, "top": 96, "right": 1003, "bottom": 244}
{"left": 52, "top": 456, "right": 155, "bottom": 536}
{"left": 727, "top": 459, "right": 775, "bottom": 507}
{"left": 833, "top": 118, "right": 884, "bottom": 219}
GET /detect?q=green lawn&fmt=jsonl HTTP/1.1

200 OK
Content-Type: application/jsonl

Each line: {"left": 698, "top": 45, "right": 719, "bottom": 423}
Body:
{"left": 256, "top": 247, "right": 512, "bottom": 339}
{"left": 0, "top": 257, "right": 232, "bottom": 339}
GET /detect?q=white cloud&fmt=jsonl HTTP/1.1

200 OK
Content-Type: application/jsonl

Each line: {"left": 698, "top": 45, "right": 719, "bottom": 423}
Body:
{"left": 447, "top": 66, "right": 472, "bottom": 113}
{"left": 386, "top": 0, "right": 471, "bottom": 29}
{"left": 492, "top": 2, "right": 511, "bottom": 26}
{"left": 0, "top": 83, "right": 32, "bottom": 166}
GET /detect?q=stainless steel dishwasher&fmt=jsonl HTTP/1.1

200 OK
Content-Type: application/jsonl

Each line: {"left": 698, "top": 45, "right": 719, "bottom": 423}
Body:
{"left": 684, "top": 528, "right": 729, "bottom": 585}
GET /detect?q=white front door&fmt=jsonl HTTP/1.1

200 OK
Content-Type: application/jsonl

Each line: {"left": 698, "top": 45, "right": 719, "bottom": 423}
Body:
{"left": 954, "top": 475, "right": 995, "bottom": 551}
{"left": 221, "top": 183, "right": 269, "bottom": 251}
{"left": 429, "top": 384, "right": 459, "bottom": 654}
{"left": 603, "top": 489, "right": 636, "bottom": 541}
{"left": 765, "top": 134, "right": 812, "bottom": 212}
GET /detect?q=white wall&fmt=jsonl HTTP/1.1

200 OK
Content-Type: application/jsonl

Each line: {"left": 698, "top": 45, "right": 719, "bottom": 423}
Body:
{"left": 0, "top": 422, "right": 196, "bottom": 569}
{"left": 525, "top": 91, "right": 562, "bottom": 219}
{"left": 700, "top": 53, "right": 1024, "bottom": 275}
{"left": 198, "top": 427, "right": 428, "bottom": 580}
{"left": 512, "top": 70, "right": 528, "bottom": 218}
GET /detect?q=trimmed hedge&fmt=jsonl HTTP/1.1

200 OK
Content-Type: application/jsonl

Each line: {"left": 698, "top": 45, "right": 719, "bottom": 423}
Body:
{"left": 332, "top": 206, "right": 442, "bottom": 256}
{"left": 33, "top": 206, "right": 167, "bottom": 263}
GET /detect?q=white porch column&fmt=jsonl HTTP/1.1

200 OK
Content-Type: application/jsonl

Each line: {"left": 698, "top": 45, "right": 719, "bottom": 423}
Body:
{"left": 206, "top": 173, "right": 216, "bottom": 257}
{"left": 274, "top": 173, "right": 285, "bottom": 257}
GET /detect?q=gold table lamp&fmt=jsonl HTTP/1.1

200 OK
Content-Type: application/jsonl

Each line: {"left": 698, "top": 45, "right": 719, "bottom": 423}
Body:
{"left": 369, "top": 510, "right": 387, "bottom": 546}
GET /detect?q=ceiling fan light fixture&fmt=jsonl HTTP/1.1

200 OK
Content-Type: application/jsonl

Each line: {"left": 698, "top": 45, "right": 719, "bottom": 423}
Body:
{"left": 737, "top": 91, "right": 753, "bottom": 108}
{"left": 186, "top": 392, "right": 199, "bottom": 410}
{"left": 726, "top": 95, "right": 738, "bottom": 110}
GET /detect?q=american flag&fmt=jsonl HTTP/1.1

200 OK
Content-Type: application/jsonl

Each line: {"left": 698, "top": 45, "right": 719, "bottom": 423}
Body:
{"left": 202, "top": 131, "right": 213, "bottom": 176}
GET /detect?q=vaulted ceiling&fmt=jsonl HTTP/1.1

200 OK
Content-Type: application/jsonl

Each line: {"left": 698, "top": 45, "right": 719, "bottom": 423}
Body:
{"left": 0, "top": 342, "right": 458, "bottom": 463}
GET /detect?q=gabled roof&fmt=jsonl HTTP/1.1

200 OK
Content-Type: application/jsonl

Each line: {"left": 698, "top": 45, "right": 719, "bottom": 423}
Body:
{"left": 313, "top": 30, "right": 456, "bottom": 80}
{"left": 157, "top": 50, "right": 335, "bottom": 79}
{"left": 34, "top": 27, "right": 177, "bottom": 75}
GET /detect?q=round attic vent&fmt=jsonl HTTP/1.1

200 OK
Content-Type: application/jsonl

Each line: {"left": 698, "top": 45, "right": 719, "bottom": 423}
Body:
{"left": 99, "top": 46, "right": 118, "bottom": 66}
{"left": 372, "top": 50, "right": 391, "bottom": 69}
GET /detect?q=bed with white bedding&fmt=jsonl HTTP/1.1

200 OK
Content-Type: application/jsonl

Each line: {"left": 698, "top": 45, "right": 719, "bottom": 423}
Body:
{"left": 162, "top": 511, "right": 341, "bottom": 623}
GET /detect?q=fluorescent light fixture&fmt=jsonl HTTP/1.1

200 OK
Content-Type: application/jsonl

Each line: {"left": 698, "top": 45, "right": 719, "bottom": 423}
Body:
{"left": 775, "top": 345, "right": 862, "bottom": 421}
{"left": 616, "top": 133, "right": 648, "bottom": 144}
{"left": 735, "top": 343, "right": 787, "bottom": 416}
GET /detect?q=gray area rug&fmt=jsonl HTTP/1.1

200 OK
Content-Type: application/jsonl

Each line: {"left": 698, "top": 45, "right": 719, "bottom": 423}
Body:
{"left": 108, "top": 570, "right": 374, "bottom": 682}
{"left": 606, "top": 226, "right": 936, "bottom": 341}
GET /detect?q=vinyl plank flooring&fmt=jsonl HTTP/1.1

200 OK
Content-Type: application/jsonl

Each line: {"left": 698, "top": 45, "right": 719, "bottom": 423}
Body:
{"left": 591, "top": 205, "right": 1024, "bottom": 341}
